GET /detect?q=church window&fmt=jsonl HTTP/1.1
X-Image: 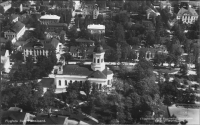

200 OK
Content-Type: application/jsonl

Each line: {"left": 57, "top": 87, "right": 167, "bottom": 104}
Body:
{"left": 59, "top": 80, "right": 61, "bottom": 86}
{"left": 97, "top": 59, "right": 100, "bottom": 63}
{"left": 65, "top": 80, "right": 67, "bottom": 86}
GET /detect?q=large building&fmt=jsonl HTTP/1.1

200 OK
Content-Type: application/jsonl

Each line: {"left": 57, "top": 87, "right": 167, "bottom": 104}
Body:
{"left": 40, "top": 15, "right": 60, "bottom": 25}
{"left": 176, "top": 7, "right": 198, "bottom": 24}
{"left": 22, "top": 37, "right": 62, "bottom": 61}
{"left": 51, "top": 44, "right": 113, "bottom": 93}
{"left": 4, "top": 21, "right": 25, "bottom": 43}
{"left": 0, "top": 1, "right": 11, "bottom": 13}
{"left": 87, "top": 24, "right": 105, "bottom": 34}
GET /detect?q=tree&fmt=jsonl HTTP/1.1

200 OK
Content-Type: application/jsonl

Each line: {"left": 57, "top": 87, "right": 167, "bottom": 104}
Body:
{"left": 114, "top": 24, "right": 125, "bottom": 43}
{"left": 63, "top": 53, "right": 73, "bottom": 64}
{"left": 179, "top": 64, "right": 188, "bottom": 76}
{"left": 153, "top": 52, "right": 167, "bottom": 66}
{"left": 146, "top": 31, "right": 155, "bottom": 47}
{"left": 4, "top": 40, "right": 13, "bottom": 54}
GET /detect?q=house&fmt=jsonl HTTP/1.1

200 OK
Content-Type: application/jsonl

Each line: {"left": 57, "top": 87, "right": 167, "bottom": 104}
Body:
{"left": 176, "top": 7, "right": 198, "bottom": 24}
{"left": 146, "top": 8, "right": 160, "bottom": 19}
{"left": 52, "top": 44, "right": 114, "bottom": 93}
{"left": 69, "top": 45, "right": 95, "bottom": 59}
{"left": 0, "top": 1, "right": 11, "bottom": 13}
{"left": 40, "top": 15, "right": 60, "bottom": 25}
{"left": 22, "top": 37, "right": 62, "bottom": 61}
{"left": 87, "top": 24, "right": 105, "bottom": 35}
{"left": 9, "top": 14, "right": 18, "bottom": 23}
{"left": 1, "top": 110, "right": 35, "bottom": 124}
{"left": 4, "top": 21, "right": 25, "bottom": 43}
{"left": 1, "top": 50, "right": 10, "bottom": 73}
{"left": 39, "top": 78, "right": 55, "bottom": 94}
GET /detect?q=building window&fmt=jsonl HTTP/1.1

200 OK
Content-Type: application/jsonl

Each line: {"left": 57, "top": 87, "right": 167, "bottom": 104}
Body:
{"left": 101, "top": 59, "right": 103, "bottom": 63}
{"left": 94, "top": 58, "right": 96, "bottom": 63}
{"left": 108, "top": 80, "right": 110, "bottom": 85}
{"left": 99, "top": 84, "right": 102, "bottom": 89}
{"left": 70, "top": 80, "right": 72, "bottom": 84}
{"left": 65, "top": 80, "right": 67, "bottom": 86}
{"left": 97, "top": 59, "right": 100, "bottom": 63}
{"left": 59, "top": 80, "right": 61, "bottom": 86}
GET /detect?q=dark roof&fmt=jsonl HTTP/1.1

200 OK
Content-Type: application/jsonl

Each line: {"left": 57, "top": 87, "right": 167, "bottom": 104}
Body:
{"left": 2, "top": 111, "right": 26, "bottom": 122}
{"left": 88, "top": 70, "right": 106, "bottom": 79}
{"left": 13, "top": 40, "right": 29, "bottom": 47}
{"left": 23, "top": 38, "right": 60, "bottom": 50}
{"left": 93, "top": 45, "right": 104, "bottom": 53}
{"left": 11, "top": 21, "right": 25, "bottom": 33}
{"left": 39, "top": 78, "right": 54, "bottom": 88}
{"left": 10, "top": 14, "right": 18, "bottom": 21}
{"left": 75, "top": 38, "right": 94, "bottom": 43}
{"left": 62, "top": 64, "right": 108, "bottom": 78}
{"left": 48, "top": 23, "right": 68, "bottom": 27}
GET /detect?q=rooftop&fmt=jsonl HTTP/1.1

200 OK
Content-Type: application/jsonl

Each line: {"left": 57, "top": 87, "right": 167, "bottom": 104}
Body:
{"left": 40, "top": 15, "right": 60, "bottom": 20}
{"left": 75, "top": 38, "right": 94, "bottom": 43}
{"left": 39, "top": 78, "right": 54, "bottom": 88}
{"left": 10, "top": 21, "right": 25, "bottom": 33}
{"left": 177, "top": 7, "right": 198, "bottom": 16}
{"left": 87, "top": 24, "right": 105, "bottom": 30}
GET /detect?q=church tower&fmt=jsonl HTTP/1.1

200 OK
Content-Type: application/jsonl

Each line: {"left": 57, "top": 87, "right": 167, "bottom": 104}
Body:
{"left": 91, "top": 44, "right": 105, "bottom": 71}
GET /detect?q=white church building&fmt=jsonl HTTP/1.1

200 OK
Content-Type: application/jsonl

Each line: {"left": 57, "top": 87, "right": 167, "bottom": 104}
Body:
{"left": 46, "top": 44, "right": 113, "bottom": 93}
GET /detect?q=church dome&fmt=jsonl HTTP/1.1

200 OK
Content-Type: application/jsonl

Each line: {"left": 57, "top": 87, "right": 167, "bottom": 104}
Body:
{"left": 94, "top": 45, "right": 104, "bottom": 53}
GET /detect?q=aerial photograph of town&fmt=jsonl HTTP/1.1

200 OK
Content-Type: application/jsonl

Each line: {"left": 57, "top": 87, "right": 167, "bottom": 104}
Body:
{"left": 0, "top": 0, "right": 200, "bottom": 124}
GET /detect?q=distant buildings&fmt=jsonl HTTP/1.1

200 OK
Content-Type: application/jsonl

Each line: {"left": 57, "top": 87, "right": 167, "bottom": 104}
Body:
{"left": 40, "top": 15, "right": 61, "bottom": 25}
{"left": 0, "top": 1, "right": 11, "bottom": 13}
{"left": 177, "top": 7, "right": 198, "bottom": 24}
{"left": 22, "top": 38, "right": 62, "bottom": 61}
{"left": 4, "top": 21, "right": 25, "bottom": 43}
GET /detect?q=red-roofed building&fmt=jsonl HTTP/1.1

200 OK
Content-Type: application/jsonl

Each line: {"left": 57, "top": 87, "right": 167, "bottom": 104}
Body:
{"left": 52, "top": 44, "right": 113, "bottom": 93}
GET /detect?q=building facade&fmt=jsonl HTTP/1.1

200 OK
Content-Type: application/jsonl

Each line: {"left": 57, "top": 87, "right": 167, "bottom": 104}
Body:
{"left": 52, "top": 45, "right": 113, "bottom": 93}
{"left": 87, "top": 24, "right": 105, "bottom": 34}
{"left": 4, "top": 21, "right": 25, "bottom": 43}
{"left": 40, "top": 15, "right": 60, "bottom": 25}
{"left": 1, "top": 50, "right": 10, "bottom": 73}
{"left": 177, "top": 7, "right": 198, "bottom": 24}
{"left": 22, "top": 37, "right": 62, "bottom": 61}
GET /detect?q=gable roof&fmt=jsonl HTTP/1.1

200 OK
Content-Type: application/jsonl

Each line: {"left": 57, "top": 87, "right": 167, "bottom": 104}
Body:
{"left": 11, "top": 21, "right": 25, "bottom": 33}
{"left": 2, "top": 111, "right": 26, "bottom": 122}
{"left": 10, "top": 14, "right": 18, "bottom": 21}
{"left": 177, "top": 7, "right": 198, "bottom": 16}
{"left": 39, "top": 78, "right": 54, "bottom": 88}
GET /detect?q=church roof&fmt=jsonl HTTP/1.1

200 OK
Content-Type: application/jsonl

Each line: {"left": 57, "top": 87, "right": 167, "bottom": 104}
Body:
{"left": 62, "top": 64, "right": 109, "bottom": 79}
{"left": 93, "top": 45, "right": 104, "bottom": 53}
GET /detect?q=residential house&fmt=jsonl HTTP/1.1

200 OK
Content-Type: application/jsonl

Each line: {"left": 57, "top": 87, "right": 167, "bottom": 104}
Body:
{"left": 40, "top": 15, "right": 60, "bottom": 25}
{"left": 0, "top": 1, "right": 11, "bottom": 13}
{"left": 9, "top": 14, "right": 18, "bottom": 23}
{"left": 87, "top": 24, "right": 105, "bottom": 35}
{"left": 38, "top": 78, "right": 55, "bottom": 94}
{"left": 52, "top": 44, "right": 113, "bottom": 93}
{"left": 4, "top": 21, "right": 25, "bottom": 43}
{"left": 176, "top": 7, "right": 198, "bottom": 24}
{"left": 1, "top": 110, "right": 35, "bottom": 124}
{"left": 1, "top": 50, "right": 10, "bottom": 73}
{"left": 146, "top": 8, "right": 160, "bottom": 20}
{"left": 22, "top": 37, "right": 62, "bottom": 61}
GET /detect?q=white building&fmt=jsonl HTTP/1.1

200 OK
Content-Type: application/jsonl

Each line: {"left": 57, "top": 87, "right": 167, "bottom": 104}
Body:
{"left": 177, "top": 7, "right": 198, "bottom": 24}
{"left": 0, "top": 1, "right": 11, "bottom": 13}
{"left": 40, "top": 15, "right": 61, "bottom": 25}
{"left": 87, "top": 24, "right": 105, "bottom": 34}
{"left": 1, "top": 50, "right": 10, "bottom": 73}
{"left": 22, "top": 37, "right": 62, "bottom": 61}
{"left": 93, "top": 4, "right": 99, "bottom": 19}
{"left": 4, "top": 21, "right": 25, "bottom": 43}
{"left": 52, "top": 44, "right": 114, "bottom": 93}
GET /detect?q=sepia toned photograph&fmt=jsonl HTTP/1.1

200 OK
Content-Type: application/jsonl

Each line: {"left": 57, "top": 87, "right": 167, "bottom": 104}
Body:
{"left": 0, "top": 0, "right": 200, "bottom": 124}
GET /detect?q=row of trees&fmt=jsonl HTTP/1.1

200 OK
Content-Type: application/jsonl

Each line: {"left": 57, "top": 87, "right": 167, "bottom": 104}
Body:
{"left": 10, "top": 54, "right": 57, "bottom": 82}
